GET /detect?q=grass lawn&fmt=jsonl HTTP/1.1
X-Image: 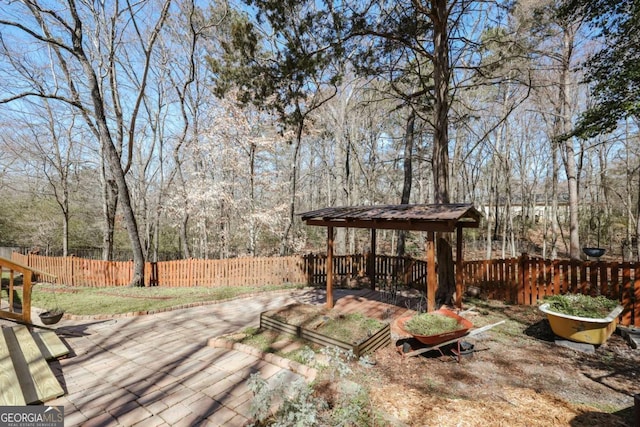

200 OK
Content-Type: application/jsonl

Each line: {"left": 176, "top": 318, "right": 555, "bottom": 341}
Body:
{"left": 29, "top": 283, "right": 305, "bottom": 316}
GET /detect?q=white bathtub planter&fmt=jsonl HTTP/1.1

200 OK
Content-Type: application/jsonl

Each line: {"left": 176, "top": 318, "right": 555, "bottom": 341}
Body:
{"left": 539, "top": 294, "right": 624, "bottom": 345}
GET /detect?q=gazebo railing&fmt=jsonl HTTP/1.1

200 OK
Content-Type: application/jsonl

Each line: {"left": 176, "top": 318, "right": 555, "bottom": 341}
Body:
{"left": 302, "top": 253, "right": 427, "bottom": 289}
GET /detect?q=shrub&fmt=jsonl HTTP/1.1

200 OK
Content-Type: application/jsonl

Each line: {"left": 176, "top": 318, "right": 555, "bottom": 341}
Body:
{"left": 248, "top": 372, "right": 327, "bottom": 426}
{"left": 247, "top": 346, "right": 379, "bottom": 426}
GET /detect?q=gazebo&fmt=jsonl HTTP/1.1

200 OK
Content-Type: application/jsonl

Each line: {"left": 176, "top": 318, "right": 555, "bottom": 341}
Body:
{"left": 299, "top": 203, "right": 482, "bottom": 311}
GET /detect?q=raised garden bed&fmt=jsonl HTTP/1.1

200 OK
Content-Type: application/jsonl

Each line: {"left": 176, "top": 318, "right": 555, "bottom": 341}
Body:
{"left": 260, "top": 304, "right": 390, "bottom": 357}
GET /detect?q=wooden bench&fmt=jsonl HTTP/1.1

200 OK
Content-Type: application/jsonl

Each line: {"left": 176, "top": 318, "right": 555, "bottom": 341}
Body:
{"left": 0, "top": 325, "right": 68, "bottom": 405}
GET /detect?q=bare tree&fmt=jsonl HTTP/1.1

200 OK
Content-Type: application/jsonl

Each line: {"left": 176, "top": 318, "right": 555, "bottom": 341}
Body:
{"left": 15, "top": 101, "right": 84, "bottom": 256}
{"left": 515, "top": 0, "right": 587, "bottom": 259}
{"left": 0, "top": 0, "right": 172, "bottom": 285}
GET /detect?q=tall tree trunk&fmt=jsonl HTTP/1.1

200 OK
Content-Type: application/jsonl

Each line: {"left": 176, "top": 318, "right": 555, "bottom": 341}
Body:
{"left": 101, "top": 160, "right": 118, "bottom": 261}
{"left": 550, "top": 140, "right": 560, "bottom": 259}
{"left": 281, "top": 118, "right": 303, "bottom": 255}
{"left": 564, "top": 140, "right": 581, "bottom": 259}
{"left": 249, "top": 142, "right": 257, "bottom": 256}
{"left": 398, "top": 109, "right": 415, "bottom": 257}
{"left": 559, "top": 25, "right": 581, "bottom": 260}
{"left": 344, "top": 135, "right": 351, "bottom": 253}
{"left": 431, "top": 0, "right": 450, "bottom": 205}
{"left": 486, "top": 164, "right": 496, "bottom": 259}
{"left": 180, "top": 213, "right": 191, "bottom": 258}
{"left": 97, "top": 123, "right": 145, "bottom": 284}
{"left": 74, "top": 26, "right": 145, "bottom": 286}
{"left": 636, "top": 168, "right": 640, "bottom": 262}
{"left": 431, "top": 0, "right": 454, "bottom": 305}
{"left": 62, "top": 204, "right": 69, "bottom": 257}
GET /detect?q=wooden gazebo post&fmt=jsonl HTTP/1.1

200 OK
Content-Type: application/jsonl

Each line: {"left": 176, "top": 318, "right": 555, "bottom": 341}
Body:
{"left": 326, "top": 226, "right": 334, "bottom": 308}
{"left": 426, "top": 231, "right": 436, "bottom": 312}
{"left": 369, "top": 229, "right": 377, "bottom": 290}
{"left": 456, "top": 223, "right": 464, "bottom": 308}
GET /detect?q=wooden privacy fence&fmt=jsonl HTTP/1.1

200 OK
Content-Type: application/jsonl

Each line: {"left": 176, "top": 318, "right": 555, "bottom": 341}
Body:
{"left": 12, "top": 253, "right": 135, "bottom": 287}
{"left": 12, "top": 253, "right": 307, "bottom": 288}
{"left": 12, "top": 252, "right": 426, "bottom": 289}
{"left": 463, "top": 254, "right": 640, "bottom": 327}
{"left": 152, "top": 256, "right": 306, "bottom": 287}
{"left": 13, "top": 251, "right": 638, "bottom": 326}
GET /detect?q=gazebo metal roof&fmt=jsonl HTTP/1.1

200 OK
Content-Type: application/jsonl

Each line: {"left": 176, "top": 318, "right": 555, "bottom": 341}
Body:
{"left": 300, "top": 203, "right": 482, "bottom": 232}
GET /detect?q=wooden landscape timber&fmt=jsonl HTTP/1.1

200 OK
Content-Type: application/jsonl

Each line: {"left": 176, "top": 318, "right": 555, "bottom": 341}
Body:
{"left": 259, "top": 311, "right": 391, "bottom": 357}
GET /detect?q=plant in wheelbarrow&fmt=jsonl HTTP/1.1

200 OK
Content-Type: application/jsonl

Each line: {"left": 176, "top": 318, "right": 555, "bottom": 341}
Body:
{"left": 397, "top": 309, "right": 473, "bottom": 345}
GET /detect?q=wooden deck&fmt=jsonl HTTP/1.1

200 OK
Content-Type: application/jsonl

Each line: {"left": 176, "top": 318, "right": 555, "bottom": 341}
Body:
{"left": 0, "top": 325, "right": 68, "bottom": 405}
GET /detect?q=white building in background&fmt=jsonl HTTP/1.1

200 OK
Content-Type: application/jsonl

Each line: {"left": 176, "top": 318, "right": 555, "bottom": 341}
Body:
{"left": 479, "top": 193, "right": 570, "bottom": 225}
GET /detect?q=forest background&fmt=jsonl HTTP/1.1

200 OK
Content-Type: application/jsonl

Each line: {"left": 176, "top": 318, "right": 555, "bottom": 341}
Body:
{"left": 0, "top": 0, "right": 638, "bottom": 285}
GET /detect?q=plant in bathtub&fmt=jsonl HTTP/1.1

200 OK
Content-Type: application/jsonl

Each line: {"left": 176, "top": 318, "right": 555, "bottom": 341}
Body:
{"left": 544, "top": 294, "right": 619, "bottom": 318}
{"left": 539, "top": 294, "right": 623, "bottom": 345}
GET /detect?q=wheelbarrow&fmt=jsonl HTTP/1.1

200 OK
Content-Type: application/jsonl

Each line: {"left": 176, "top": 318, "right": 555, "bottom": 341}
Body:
{"left": 395, "top": 308, "right": 505, "bottom": 361}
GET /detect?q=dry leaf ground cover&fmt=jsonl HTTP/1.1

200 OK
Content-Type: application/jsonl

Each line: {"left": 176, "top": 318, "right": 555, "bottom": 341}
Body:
{"left": 231, "top": 297, "right": 639, "bottom": 426}
{"left": 353, "top": 298, "right": 639, "bottom": 426}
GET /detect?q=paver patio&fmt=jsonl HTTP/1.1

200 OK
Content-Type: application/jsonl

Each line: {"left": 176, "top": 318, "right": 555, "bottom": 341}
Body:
{"left": 33, "top": 290, "right": 321, "bottom": 426}
{"left": 0, "top": 288, "right": 403, "bottom": 427}
{"left": 1, "top": 288, "right": 409, "bottom": 426}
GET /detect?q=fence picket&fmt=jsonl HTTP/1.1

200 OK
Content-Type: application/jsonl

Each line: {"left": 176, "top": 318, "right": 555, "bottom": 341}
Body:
{"left": 551, "top": 260, "right": 559, "bottom": 296}
{"left": 600, "top": 263, "right": 609, "bottom": 296}
{"left": 622, "top": 263, "right": 632, "bottom": 325}
{"left": 590, "top": 262, "right": 598, "bottom": 296}
{"left": 520, "top": 254, "right": 529, "bottom": 305}
{"left": 611, "top": 263, "right": 620, "bottom": 299}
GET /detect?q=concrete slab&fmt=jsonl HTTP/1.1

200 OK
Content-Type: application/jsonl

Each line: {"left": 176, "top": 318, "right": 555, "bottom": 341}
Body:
{"left": 554, "top": 338, "right": 596, "bottom": 353}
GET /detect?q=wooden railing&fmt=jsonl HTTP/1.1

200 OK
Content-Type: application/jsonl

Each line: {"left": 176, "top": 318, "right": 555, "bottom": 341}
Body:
{"left": 0, "top": 256, "right": 55, "bottom": 324}
{"left": 463, "top": 254, "right": 640, "bottom": 327}
{"left": 303, "top": 253, "right": 427, "bottom": 289}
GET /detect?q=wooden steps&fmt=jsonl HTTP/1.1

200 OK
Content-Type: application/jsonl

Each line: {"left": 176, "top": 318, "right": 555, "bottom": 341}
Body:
{"left": 0, "top": 325, "right": 68, "bottom": 405}
{"left": 32, "top": 329, "right": 70, "bottom": 361}
{"left": 0, "top": 328, "right": 25, "bottom": 405}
